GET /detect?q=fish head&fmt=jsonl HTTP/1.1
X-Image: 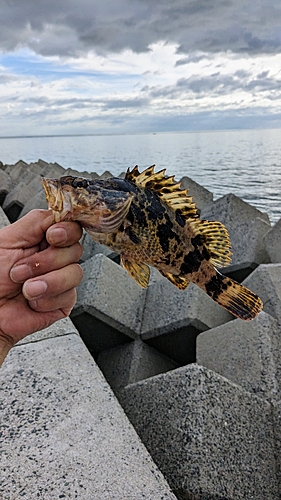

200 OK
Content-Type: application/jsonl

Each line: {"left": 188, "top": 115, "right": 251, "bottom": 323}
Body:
{"left": 42, "top": 175, "right": 133, "bottom": 233}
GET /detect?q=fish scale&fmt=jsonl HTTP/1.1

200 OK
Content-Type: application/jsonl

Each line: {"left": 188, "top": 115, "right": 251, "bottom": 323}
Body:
{"left": 42, "top": 165, "right": 263, "bottom": 320}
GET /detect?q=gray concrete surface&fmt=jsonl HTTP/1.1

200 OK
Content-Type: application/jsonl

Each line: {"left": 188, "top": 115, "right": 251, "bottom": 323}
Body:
{"left": 201, "top": 192, "right": 270, "bottom": 225}
{"left": 3, "top": 160, "right": 30, "bottom": 180}
{"left": 19, "top": 188, "right": 48, "bottom": 217}
{"left": 179, "top": 175, "right": 213, "bottom": 214}
{"left": 222, "top": 216, "right": 270, "bottom": 268}
{"left": 0, "top": 206, "right": 10, "bottom": 227}
{"left": 3, "top": 181, "right": 39, "bottom": 222}
{"left": 0, "top": 168, "right": 16, "bottom": 205}
{"left": 1, "top": 334, "right": 177, "bottom": 500}
{"left": 79, "top": 231, "right": 118, "bottom": 262}
{"left": 16, "top": 317, "right": 79, "bottom": 346}
{"left": 72, "top": 253, "right": 146, "bottom": 338}
{"left": 243, "top": 263, "right": 281, "bottom": 320}
{"left": 141, "top": 279, "right": 231, "bottom": 339}
{"left": 33, "top": 160, "right": 66, "bottom": 178}
{"left": 121, "top": 363, "right": 279, "bottom": 500}
{"left": 263, "top": 217, "right": 281, "bottom": 263}
{"left": 201, "top": 195, "right": 271, "bottom": 280}
{"left": 97, "top": 339, "right": 178, "bottom": 391}
{"left": 197, "top": 311, "right": 281, "bottom": 402}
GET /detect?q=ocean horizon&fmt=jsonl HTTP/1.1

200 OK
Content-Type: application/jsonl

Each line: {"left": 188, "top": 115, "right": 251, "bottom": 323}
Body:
{"left": 0, "top": 128, "right": 280, "bottom": 223}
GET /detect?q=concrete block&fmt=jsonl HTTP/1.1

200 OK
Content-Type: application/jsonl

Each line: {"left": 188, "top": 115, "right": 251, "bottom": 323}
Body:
{"left": 32, "top": 158, "right": 50, "bottom": 170}
{"left": 72, "top": 254, "right": 146, "bottom": 343}
{"left": 149, "top": 267, "right": 165, "bottom": 284}
{"left": 180, "top": 175, "right": 213, "bottom": 214}
{"left": 16, "top": 317, "right": 79, "bottom": 346}
{"left": 6, "top": 163, "right": 40, "bottom": 185}
{"left": 243, "top": 264, "right": 281, "bottom": 320}
{"left": 0, "top": 168, "right": 16, "bottom": 205}
{"left": 140, "top": 279, "right": 231, "bottom": 366}
{"left": 97, "top": 340, "right": 178, "bottom": 392}
{"left": 28, "top": 174, "right": 44, "bottom": 191}
{"left": 201, "top": 195, "right": 270, "bottom": 280}
{"left": 141, "top": 278, "right": 231, "bottom": 338}
{"left": 37, "top": 161, "right": 66, "bottom": 178}
{"left": 19, "top": 188, "right": 48, "bottom": 217}
{"left": 121, "top": 363, "right": 279, "bottom": 500}
{"left": 80, "top": 231, "right": 119, "bottom": 263}
{"left": 28, "top": 160, "right": 65, "bottom": 178}
{"left": 3, "top": 181, "right": 40, "bottom": 222}
{"left": 0, "top": 206, "right": 10, "bottom": 227}
{"left": 263, "top": 218, "right": 281, "bottom": 263}
{"left": 27, "top": 161, "right": 45, "bottom": 176}
{"left": 272, "top": 402, "right": 281, "bottom": 491}
{"left": 197, "top": 311, "right": 281, "bottom": 402}
{"left": 100, "top": 170, "right": 114, "bottom": 178}
{"left": 222, "top": 217, "right": 271, "bottom": 277}
{"left": 1, "top": 334, "right": 176, "bottom": 500}
{"left": 201, "top": 193, "right": 270, "bottom": 226}
{"left": 4, "top": 160, "right": 29, "bottom": 180}
{"left": 64, "top": 167, "right": 95, "bottom": 178}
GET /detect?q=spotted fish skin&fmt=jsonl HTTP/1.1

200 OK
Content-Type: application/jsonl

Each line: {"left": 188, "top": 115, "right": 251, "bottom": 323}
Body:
{"left": 42, "top": 166, "right": 263, "bottom": 320}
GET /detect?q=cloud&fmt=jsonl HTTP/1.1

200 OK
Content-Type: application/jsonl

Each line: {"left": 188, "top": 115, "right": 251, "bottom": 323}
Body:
{"left": 1, "top": 1, "right": 281, "bottom": 136}
{"left": 103, "top": 97, "right": 150, "bottom": 109}
{"left": 1, "top": 0, "right": 281, "bottom": 57}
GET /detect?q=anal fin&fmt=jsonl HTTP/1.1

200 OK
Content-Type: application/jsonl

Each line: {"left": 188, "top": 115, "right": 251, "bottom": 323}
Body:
{"left": 121, "top": 255, "right": 150, "bottom": 288}
{"left": 159, "top": 270, "right": 190, "bottom": 290}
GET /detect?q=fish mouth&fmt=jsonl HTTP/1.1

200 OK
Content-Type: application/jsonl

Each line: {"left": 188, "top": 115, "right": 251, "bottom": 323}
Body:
{"left": 42, "top": 177, "right": 73, "bottom": 222}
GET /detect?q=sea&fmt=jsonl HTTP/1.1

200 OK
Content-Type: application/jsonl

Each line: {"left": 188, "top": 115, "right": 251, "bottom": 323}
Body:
{"left": 0, "top": 128, "right": 280, "bottom": 223}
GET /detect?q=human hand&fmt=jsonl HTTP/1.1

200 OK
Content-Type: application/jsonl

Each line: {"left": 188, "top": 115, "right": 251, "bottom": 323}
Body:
{"left": 0, "top": 209, "right": 83, "bottom": 365}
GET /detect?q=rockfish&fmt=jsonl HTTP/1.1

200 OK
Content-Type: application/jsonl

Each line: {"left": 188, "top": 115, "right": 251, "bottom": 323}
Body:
{"left": 42, "top": 165, "right": 263, "bottom": 320}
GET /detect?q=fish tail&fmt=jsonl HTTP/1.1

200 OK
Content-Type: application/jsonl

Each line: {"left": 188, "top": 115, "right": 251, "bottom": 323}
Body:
{"left": 204, "top": 271, "right": 263, "bottom": 320}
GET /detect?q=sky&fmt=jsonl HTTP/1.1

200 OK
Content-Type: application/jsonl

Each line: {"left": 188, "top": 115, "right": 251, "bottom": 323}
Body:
{"left": 1, "top": 0, "right": 281, "bottom": 136}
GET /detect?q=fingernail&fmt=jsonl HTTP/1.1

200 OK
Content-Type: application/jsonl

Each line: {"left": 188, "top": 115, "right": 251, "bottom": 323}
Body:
{"left": 23, "top": 280, "right": 48, "bottom": 299}
{"left": 28, "top": 300, "right": 38, "bottom": 310}
{"left": 10, "top": 264, "right": 32, "bottom": 283}
{"left": 48, "top": 227, "right": 67, "bottom": 245}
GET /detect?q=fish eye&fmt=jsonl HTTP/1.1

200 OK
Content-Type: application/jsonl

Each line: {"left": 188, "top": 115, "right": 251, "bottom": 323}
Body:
{"left": 72, "top": 178, "right": 89, "bottom": 189}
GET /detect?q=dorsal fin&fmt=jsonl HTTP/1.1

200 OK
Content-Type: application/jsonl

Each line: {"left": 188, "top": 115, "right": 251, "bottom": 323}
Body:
{"left": 189, "top": 219, "right": 232, "bottom": 268}
{"left": 125, "top": 165, "right": 198, "bottom": 220}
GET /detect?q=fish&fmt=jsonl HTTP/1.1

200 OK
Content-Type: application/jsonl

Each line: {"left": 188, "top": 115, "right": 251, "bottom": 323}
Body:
{"left": 42, "top": 165, "right": 263, "bottom": 320}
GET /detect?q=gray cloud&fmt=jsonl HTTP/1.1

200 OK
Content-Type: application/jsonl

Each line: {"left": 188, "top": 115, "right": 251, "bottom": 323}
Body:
{"left": 103, "top": 98, "right": 150, "bottom": 109}
{"left": 0, "top": 73, "right": 19, "bottom": 84}
{"left": 143, "top": 70, "right": 281, "bottom": 100}
{"left": 0, "top": 0, "right": 281, "bottom": 57}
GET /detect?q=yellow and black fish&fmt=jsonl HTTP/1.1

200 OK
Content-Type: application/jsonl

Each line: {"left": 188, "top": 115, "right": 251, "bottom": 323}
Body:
{"left": 42, "top": 165, "right": 263, "bottom": 320}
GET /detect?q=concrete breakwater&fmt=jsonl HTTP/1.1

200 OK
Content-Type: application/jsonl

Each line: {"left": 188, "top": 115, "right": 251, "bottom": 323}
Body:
{"left": 1, "top": 159, "right": 281, "bottom": 499}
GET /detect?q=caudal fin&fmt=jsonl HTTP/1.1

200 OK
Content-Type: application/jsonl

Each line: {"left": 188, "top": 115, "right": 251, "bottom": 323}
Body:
{"left": 204, "top": 271, "right": 263, "bottom": 320}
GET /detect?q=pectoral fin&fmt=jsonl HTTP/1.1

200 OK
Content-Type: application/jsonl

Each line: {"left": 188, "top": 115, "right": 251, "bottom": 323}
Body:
{"left": 84, "top": 191, "right": 133, "bottom": 233}
{"left": 121, "top": 255, "right": 150, "bottom": 288}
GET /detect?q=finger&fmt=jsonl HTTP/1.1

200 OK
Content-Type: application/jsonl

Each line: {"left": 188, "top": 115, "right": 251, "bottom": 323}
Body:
{"left": 46, "top": 221, "right": 83, "bottom": 247}
{"left": 28, "top": 288, "right": 77, "bottom": 314}
{"left": 10, "top": 243, "right": 83, "bottom": 283}
{"left": 22, "top": 263, "right": 83, "bottom": 301}
{"left": 1, "top": 210, "right": 53, "bottom": 248}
